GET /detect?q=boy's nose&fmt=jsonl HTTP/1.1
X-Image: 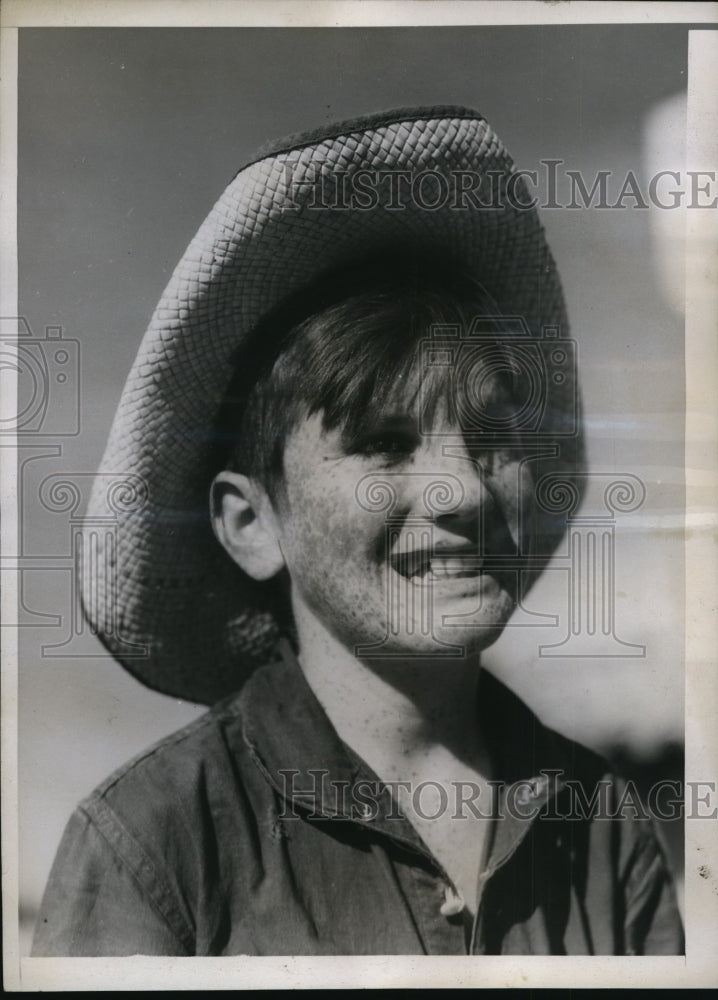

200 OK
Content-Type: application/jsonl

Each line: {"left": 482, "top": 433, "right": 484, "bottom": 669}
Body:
{"left": 411, "top": 435, "right": 494, "bottom": 524}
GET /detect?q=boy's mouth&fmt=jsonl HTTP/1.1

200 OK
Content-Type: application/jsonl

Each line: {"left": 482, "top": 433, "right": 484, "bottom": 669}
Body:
{"left": 390, "top": 548, "right": 483, "bottom": 582}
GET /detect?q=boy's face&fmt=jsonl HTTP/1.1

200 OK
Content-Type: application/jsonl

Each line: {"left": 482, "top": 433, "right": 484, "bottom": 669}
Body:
{"left": 269, "top": 402, "right": 535, "bottom": 660}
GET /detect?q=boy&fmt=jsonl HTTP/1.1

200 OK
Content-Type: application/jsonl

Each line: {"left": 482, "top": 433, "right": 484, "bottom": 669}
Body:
{"left": 32, "top": 106, "right": 683, "bottom": 956}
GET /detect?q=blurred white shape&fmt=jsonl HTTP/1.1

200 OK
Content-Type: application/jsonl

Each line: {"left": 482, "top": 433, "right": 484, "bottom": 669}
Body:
{"left": 642, "top": 91, "right": 687, "bottom": 317}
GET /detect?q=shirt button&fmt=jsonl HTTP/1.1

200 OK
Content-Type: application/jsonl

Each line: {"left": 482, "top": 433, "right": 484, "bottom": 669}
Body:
{"left": 515, "top": 786, "right": 532, "bottom": 807}
{"left": 439, "top": 884, "right": 465, "bottom": 917}
{"left": 516, "top": 775, "right": 549, "bottom": 806}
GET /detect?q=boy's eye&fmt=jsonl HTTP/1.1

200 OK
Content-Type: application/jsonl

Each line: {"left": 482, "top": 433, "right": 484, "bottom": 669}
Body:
{"left": 361, "top": 437, "right": 411, "bottom": 456}
{"left": 350, "top": 428, "right": 419, "bottom": 459}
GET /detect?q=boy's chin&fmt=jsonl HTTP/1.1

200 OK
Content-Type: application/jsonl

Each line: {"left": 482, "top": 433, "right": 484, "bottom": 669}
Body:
{"left": 353, "top": 622, "right": 508, "bottom": 662}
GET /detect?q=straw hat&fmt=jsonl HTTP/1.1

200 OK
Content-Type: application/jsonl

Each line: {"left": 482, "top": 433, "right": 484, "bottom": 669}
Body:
{"left": 82, "top": 105, "right": 582, "bottom": 705}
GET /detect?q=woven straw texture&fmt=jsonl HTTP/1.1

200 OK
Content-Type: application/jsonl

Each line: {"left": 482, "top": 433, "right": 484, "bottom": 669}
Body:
{"left": 82, "top": 107, "right": 580, "bottom": 704}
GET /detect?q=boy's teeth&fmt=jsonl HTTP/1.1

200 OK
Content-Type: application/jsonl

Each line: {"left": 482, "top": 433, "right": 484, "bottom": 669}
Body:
{"left": 407, "top": 556, "right": 481, "bottom": 580}
{"left": 429, "top": 557, "right": 465, "bottom": 577}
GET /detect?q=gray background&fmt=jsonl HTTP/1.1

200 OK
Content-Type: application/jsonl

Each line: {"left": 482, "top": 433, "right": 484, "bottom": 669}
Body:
{"left": 17, "top": 24, "right": 689, "bottom": 949}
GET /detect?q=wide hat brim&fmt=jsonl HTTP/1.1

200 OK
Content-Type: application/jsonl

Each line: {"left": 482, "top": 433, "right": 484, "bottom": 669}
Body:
{"left": 82, "top": 105, "right": 582, "bottom": 705}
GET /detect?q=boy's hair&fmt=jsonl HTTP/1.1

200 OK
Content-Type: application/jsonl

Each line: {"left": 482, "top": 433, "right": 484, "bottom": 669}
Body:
{"left": 218, "top": 256, "right": 525, "bottom": 502}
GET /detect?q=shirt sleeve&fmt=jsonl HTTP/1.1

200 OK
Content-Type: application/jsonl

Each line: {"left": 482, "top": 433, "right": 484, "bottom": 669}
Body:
{"left": 622, "top": 824, "right": 684, "bottom": 956}
{"left": 31, "top": 804, "right": 193, "bottom": 957}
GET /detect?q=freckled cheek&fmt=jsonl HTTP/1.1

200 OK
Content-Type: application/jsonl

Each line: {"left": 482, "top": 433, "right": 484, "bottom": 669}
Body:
{"left": 282, "top": 479, "right": 379, "bottom": 567}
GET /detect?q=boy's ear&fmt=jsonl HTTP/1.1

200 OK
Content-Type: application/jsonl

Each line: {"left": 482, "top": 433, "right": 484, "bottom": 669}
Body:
{"left": 210, "top": 471, "right": 285, "bottom": 581}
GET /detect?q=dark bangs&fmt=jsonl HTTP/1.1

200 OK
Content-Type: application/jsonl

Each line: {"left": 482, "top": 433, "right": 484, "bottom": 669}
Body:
{"left": 221, "top": 258, "right": 511, "bottom": 499}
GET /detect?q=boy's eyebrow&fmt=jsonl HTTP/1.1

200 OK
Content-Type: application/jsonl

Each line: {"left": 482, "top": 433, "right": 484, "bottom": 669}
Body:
{"left": 338, "top": 412, "right": 420, "bottom": 443}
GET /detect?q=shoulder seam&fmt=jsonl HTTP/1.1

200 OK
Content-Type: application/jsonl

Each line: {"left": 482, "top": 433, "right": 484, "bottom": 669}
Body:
{"left": 79, "top": 797, "right": 195, "bottom": 953}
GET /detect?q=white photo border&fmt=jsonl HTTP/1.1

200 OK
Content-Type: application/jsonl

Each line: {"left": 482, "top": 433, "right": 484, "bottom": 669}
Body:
{"left": 2, "top": 1, "right": 716, "bottom": 990}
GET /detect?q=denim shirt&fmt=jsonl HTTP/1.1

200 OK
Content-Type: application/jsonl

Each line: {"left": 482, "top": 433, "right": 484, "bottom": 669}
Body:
{"left": 32, "top": 645, "right": 684, "bottom": 956}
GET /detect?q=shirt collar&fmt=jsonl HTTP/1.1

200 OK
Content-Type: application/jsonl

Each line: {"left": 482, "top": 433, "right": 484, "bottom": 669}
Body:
{"left": 235, "top": 639, "right": 573, "bottom": 857}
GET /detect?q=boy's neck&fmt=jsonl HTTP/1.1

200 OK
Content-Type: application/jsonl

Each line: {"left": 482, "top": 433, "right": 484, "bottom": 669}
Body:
{"left": 294, "top": 611, "right": 491, "bottom": 782}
